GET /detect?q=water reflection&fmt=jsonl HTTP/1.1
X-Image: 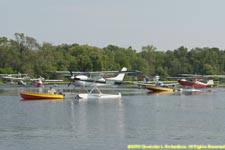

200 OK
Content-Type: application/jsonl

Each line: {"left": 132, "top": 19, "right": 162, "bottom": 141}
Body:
{"left": 147, "top": 88, "right": 214, "bottom": 96}
{"left": 65, "top": 97, "right": 126, "bottom": 148}
{"left": 147, "top": 91, "right": 173, "bottom": 95}
{"left": 20, "top": 99, "right": 64, "bottom": 102}
{"left": 172, "top": 89, "right": 213, "bottom": 96}
{"left": 1, "top": 85, "right": 225, "bottom": 149}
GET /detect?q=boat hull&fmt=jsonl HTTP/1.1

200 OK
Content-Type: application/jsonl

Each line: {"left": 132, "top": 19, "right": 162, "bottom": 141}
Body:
{"left": 146, "top": 85, "right": 173, "bottom": 92}
{"left": 20, "top": 92, "right": 64, "bottom": 100}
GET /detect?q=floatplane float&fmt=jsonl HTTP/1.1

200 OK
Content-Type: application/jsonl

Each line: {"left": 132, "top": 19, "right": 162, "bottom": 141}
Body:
{"left": 75, "top": 86, "right": 121, "bottom": 99}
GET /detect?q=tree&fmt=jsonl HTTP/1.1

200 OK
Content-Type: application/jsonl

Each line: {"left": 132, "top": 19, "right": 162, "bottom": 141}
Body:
{"left": 139, "top": 45, "right": 157, "bottom": 75}
{"left": 202, "top": 64, "right": 216, "bottom": 75}
{"left": 1, "top": 33, "right": 225, "bottom": 81}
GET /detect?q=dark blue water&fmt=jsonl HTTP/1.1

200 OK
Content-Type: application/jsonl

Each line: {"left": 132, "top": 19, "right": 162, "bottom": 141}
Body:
{"left": 0, "top": 85, "right": 225, "bottom": 150}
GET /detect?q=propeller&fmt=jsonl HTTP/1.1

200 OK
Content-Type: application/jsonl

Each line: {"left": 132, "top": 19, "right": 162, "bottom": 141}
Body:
{"left": 68, "top": 69, "right": 74, "bottom": 87}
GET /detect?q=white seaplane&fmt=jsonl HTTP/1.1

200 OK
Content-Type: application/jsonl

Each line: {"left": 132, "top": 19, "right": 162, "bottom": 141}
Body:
{"left": 1, "top": 73, "right": 62, "bottom": 87}
{"left": 28, "top": 76, "right": 63, "bottom": 87}
{"left": 0, "top": 72, "right": 30, "bottom": 86}
{"left": 0, "top": 72, "right": 29, "bottom": 81}
{"left": 0, "top": 72, "right": 44, "bottom": 87}
{"left": 49, "top": 67, "right": 139, "bottom": 99}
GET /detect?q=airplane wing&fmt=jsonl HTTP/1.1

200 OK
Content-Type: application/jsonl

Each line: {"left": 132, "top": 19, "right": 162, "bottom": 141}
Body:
{"left": 133, "top": 82, "right": 154, "bottom": 86}
{"left": 168, "top": 76, "right": 210, "bottom": 82}
{"left": 44, "top": 79, "right": 64, "bottom": 82}
{"left": 47, "top": 68, "right": 140, "bottom": 76}
{"left": 133, "top": 81, "right": 178, "bottom": 87}
{"left": 203, "top": 75, "right": 225, "bottom": 78}
{"left": 170, "top": 74, "right": 225, "bottom": 80}
{"left": 0, "top": 73, "right": 28, "bottom": 76}
{"left": 1, "top": 74, "right": 30, "bottom": 81}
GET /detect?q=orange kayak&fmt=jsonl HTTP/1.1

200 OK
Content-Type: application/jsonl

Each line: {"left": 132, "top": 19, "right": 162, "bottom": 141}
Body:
{"left": 20, "top": 92, "right": 64, "bottom": 100}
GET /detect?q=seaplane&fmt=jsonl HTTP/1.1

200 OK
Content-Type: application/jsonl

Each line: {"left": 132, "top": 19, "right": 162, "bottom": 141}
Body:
{"left": 49, "top": 67, "right": 139, "bottom": 87}
{"left": 177, "top": 78, "right": 214, "bottom": 88}
{"left": 168, "top": 74, "right": 225, "bottom": 94}
{"left": 30, "top": 76, "right": 45, "bottom": 87}
{"left": 168, "top": 74, "right": 225, "bottom": 88}
{"left": 0, "top": 72, "right": 30, "bottom": 86}
{"left": 1, "top": 72, "right": 29, "bottom": 81}
{"left": 1, "top": 73, "right": 45, "bottom": 87}
{"left": 0, "top": 73, "right": 58, "bottom": 87}
{"left": 49, "top": 67, "right": 140, "bottom": 99}
{"left": 29, "top": 76, "right": 64, "bottom": 87}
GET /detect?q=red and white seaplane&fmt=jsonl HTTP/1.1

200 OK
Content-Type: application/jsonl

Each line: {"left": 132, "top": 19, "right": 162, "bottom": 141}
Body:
{"left": 30, "top": 76, "right": 45, "bottom": 87}
{"left": 169, "top": 74, "right": 225, "bottom": 88}
{"left": 177, "top": 78, "right": 214, "bottom": 88}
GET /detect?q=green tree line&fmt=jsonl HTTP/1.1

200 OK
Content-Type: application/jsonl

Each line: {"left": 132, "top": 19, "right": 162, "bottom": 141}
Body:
{"left": 1, "top": 33, "right": 225, "bottom": 80}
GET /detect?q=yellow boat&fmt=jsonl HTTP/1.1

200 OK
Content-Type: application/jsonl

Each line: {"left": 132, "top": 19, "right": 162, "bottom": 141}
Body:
{"left": 20, "top": 92, "right": 64, "bottom": 100}
{"left": 146, "top": 85, "right": 174, "bottom": 92}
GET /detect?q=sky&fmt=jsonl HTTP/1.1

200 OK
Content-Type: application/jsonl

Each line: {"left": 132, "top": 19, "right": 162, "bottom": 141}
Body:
{"left": 1, "top": 0, "right": 225, "bottom": 51}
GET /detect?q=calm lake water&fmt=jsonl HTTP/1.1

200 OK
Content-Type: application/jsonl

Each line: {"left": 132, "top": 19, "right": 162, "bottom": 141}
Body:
{"left": 0, "top": 84, "right": 225, "bottom": 150}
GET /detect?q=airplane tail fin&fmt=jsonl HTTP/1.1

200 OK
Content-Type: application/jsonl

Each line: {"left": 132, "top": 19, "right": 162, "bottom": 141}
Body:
{"left": 207, "top": 80, "right": 214, "bottom": 86}
{"left": 107, "top": 67, "right": 127, "bottom": 81}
